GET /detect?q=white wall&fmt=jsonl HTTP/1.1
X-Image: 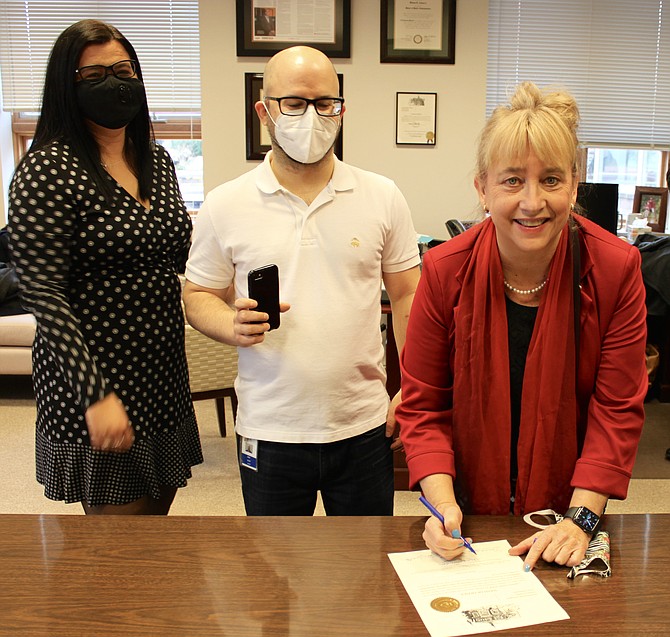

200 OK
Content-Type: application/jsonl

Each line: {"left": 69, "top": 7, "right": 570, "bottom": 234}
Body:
{"left": 199, "top": 0, "right": 489, "bottom": 240}
{"left": 0, "top": 1, "right": 489, "bottom": 237}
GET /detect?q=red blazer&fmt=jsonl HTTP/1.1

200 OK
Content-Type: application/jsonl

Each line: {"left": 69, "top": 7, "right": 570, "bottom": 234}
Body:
{"left": 397, "top": 216, "right": 647, "bottom": 514}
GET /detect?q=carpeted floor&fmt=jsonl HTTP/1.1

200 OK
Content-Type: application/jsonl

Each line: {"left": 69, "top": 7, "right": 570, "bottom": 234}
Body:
{"left": 1, "top": 375, "right": 669, "bottom": 515}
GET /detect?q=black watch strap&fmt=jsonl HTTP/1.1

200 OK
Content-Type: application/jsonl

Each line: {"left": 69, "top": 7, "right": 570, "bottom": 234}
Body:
{"left": 564, "top": 506, "right": 601, "bottom": 534}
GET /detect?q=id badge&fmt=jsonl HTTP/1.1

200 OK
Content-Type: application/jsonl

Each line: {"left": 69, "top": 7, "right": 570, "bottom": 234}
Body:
{"left": 240, "top": 437, "right": 258, "bottom": 471}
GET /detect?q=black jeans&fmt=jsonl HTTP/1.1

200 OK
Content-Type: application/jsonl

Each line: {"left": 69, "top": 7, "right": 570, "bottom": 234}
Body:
{"left": 237, "top": 424, "right": 394, "bottom": 516}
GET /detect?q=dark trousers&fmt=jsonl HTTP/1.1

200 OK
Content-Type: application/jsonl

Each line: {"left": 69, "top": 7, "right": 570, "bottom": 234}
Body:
{"left": 237, "top": 424, "right": 394, "bottom": 516}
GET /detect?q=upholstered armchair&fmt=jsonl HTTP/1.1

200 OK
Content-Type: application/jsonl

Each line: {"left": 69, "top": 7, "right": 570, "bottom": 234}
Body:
{"left": 184, "top": 320, "right": 238, "bottom": 437}
{"left": 179, "top": 275, "right": 238, "bottom": 436}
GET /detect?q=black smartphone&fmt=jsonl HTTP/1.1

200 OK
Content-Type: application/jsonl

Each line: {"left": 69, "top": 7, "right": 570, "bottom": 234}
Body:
{"left": 247, "top": 264, "right": 280, "bottom": 330}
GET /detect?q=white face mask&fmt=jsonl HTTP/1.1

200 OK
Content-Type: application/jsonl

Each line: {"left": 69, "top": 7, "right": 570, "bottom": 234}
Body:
{"left": 265, "top": 104, "right": 341, "bottom": 164}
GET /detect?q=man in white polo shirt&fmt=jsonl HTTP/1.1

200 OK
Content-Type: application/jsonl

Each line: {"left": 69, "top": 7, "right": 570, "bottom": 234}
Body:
{"left": 184, "top": 45, "right": 420, "bottom": 516}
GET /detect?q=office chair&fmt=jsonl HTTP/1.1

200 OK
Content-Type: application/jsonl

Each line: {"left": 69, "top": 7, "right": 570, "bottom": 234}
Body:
{"left": 445, "top": 219, "right": 467, "bottom": 238}
{"left": 180, "top": 276, "right": 238, "bottom": 437}
{"left": 185, "top": 322, "right": 238, "bottom": 437}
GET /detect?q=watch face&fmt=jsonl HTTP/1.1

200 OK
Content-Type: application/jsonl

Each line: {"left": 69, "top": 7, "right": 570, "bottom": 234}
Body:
{"left": 574, "top": 507, "right": 599, "bottom": 532}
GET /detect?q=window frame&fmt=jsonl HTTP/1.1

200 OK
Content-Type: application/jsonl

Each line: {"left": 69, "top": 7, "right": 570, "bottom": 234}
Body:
{"left": 11, "top": 113, "right": 203, "bottom": 213}
{"left": 579, "top": 148, "right": 669, "bottom": 181}
{"left": 580, "top": 146, "right": 669, "bottom": 214}
{"left": 11, "top": 113, "right": 201, "bottom": 162}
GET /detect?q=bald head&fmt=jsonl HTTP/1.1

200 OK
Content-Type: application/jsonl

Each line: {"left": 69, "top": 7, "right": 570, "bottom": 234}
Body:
{"left": 263, "top": 46, "right": 339, "bottom": 97}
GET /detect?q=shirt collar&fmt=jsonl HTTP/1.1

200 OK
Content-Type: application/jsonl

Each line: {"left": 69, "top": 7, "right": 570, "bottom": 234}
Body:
{"left": 255, "top": 151, "right": 355, "bottom": 195}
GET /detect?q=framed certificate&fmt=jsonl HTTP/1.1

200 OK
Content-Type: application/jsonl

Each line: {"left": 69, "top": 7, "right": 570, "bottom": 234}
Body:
{"left": 395, "top": 92, "right": 437, "bottom": 145}
{"left": 381, "top": 0, "right": 456, "bottom": 64}
{"left": 236, "top": 0, "right": 351, "bottom": 58}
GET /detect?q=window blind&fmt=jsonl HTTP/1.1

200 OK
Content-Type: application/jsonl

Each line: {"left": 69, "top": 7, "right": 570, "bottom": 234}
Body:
{"left": 0, "top": 0, "right": 200, "bottom": 113}
{"left": 487, "top": 0, "right": 670, "bottom": 149}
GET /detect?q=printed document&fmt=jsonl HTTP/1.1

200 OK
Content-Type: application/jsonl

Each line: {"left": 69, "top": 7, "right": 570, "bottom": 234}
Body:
{"left": 388, "top": 540, "right": 569, "bottom": 636}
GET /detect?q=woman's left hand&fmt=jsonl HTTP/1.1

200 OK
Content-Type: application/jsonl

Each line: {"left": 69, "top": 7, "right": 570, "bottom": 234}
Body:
{"left": 508, "top": 519, "right": 590, "bottom": 571}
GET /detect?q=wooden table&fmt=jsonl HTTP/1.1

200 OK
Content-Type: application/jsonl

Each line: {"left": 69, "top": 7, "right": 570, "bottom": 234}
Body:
{"left": 0, "top": 514, "right": 668, "bottom": 636}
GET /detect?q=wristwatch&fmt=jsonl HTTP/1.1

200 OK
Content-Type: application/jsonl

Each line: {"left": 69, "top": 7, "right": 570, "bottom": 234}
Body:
{"left": 564, "top": 506, "right": 601, "bottom": 534}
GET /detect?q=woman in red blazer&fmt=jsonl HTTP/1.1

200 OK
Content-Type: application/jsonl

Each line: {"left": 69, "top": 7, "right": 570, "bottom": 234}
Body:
{"left": 397, "top": 81, "right": 647, "bottom": 571}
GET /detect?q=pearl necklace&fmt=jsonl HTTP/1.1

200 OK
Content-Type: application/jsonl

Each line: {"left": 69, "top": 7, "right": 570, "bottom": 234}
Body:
{"left": 503, "top": 278, "right": 548, "bottom": 295}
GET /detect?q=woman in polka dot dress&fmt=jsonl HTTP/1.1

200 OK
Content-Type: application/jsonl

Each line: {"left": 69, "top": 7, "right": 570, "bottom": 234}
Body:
{"left": 8, "top": 19, "right": 203, "bottom": 514}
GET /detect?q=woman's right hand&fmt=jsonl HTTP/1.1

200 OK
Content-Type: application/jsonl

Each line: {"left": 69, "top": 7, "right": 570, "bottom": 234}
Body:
{"left": 422, "top": 502, "right": 470, "bottom": 560}
{"left": 85, "top": 392, "right": 134, "bottom": 452}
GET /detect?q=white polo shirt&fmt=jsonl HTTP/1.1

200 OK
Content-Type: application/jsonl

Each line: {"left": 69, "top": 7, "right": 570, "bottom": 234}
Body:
{"left": 186, "top": 153, "right": 420, "bottom": 443}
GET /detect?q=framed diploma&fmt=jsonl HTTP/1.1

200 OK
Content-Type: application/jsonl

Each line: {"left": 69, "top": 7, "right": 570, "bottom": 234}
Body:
{"left": 395, "top": 92, "right": 437, "bottom": 145}
{"left": 245, "top": 72, "right": 345, "bottom": 160}
{"left": 236, "top": 0, "right": 351, "bottom": 58}
{"left": 381, "top": 0, "right": 456, "bottom": 64}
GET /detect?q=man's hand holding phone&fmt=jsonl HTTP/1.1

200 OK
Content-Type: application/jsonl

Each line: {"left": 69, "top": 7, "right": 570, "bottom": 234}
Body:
{"left": 248, "top": 264, "right": 281, "bottom": 330}
{"left": 231, "top": 264, "right": 289, "bottom": 347}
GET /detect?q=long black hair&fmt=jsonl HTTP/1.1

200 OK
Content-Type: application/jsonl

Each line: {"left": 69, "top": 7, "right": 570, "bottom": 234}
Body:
{"left": 27, "top": 19, "right": 154, "bottom": 202}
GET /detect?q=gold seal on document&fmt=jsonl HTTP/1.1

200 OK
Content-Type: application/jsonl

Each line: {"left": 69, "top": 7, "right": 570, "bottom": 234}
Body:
{"left": 430, "top": 597, "right": 460, "bottom": 612}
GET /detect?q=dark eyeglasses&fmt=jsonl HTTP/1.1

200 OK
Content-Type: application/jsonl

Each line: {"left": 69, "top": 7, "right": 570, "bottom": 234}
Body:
{"left": 75, "top": 59, "right": 137, "bottom": 82}
{"left": 265, "top": 96, "right": 344, "bottom": 117}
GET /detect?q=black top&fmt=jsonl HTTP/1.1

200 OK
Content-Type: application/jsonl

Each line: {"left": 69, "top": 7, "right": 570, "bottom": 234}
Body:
{"left": 505, "top": 295, "right": 538, "bottom": 511}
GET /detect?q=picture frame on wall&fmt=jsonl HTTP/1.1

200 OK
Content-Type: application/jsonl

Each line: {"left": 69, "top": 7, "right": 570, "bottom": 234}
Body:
{"left": 381, "top": 0, "right": 456, "bottom": 64}
{"left": 632, "top": 186, "right": 668, "bottom": 233}
{"left": 236, "top": 0, "right": 351, "bottom": 58}
{"left": 395, "top": 92, "right": 437, "bottom": 145}
{"left": 245, "top": 72, "right": 344, "bottom": 160}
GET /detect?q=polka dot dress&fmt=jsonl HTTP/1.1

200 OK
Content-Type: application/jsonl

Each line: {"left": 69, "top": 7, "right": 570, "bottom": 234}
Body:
{"left": 9, "top": 141, "right": 203, "bottom": 506}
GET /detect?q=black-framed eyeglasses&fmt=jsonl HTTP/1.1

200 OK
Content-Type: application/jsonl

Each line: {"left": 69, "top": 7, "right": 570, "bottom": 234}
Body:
{"left": 265, "top": 96, "right": 344, "bottom": 117}
{"left": 75, "top": 59, "right": 137, "bottom": 82}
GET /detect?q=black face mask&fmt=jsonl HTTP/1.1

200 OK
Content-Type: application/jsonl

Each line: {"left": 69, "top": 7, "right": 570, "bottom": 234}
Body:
{"left": 75, "top": 76, "right": 146, "bottom": 129}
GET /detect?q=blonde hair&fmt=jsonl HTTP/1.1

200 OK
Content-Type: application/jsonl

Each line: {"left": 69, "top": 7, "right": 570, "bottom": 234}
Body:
{"left": 476, "top": 81, "right": 581, "bottom": 180}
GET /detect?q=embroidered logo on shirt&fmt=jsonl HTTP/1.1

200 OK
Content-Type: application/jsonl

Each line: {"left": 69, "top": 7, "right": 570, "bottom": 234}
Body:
{"left": 350, "top": 237, "right": 360, "bottom": 247}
